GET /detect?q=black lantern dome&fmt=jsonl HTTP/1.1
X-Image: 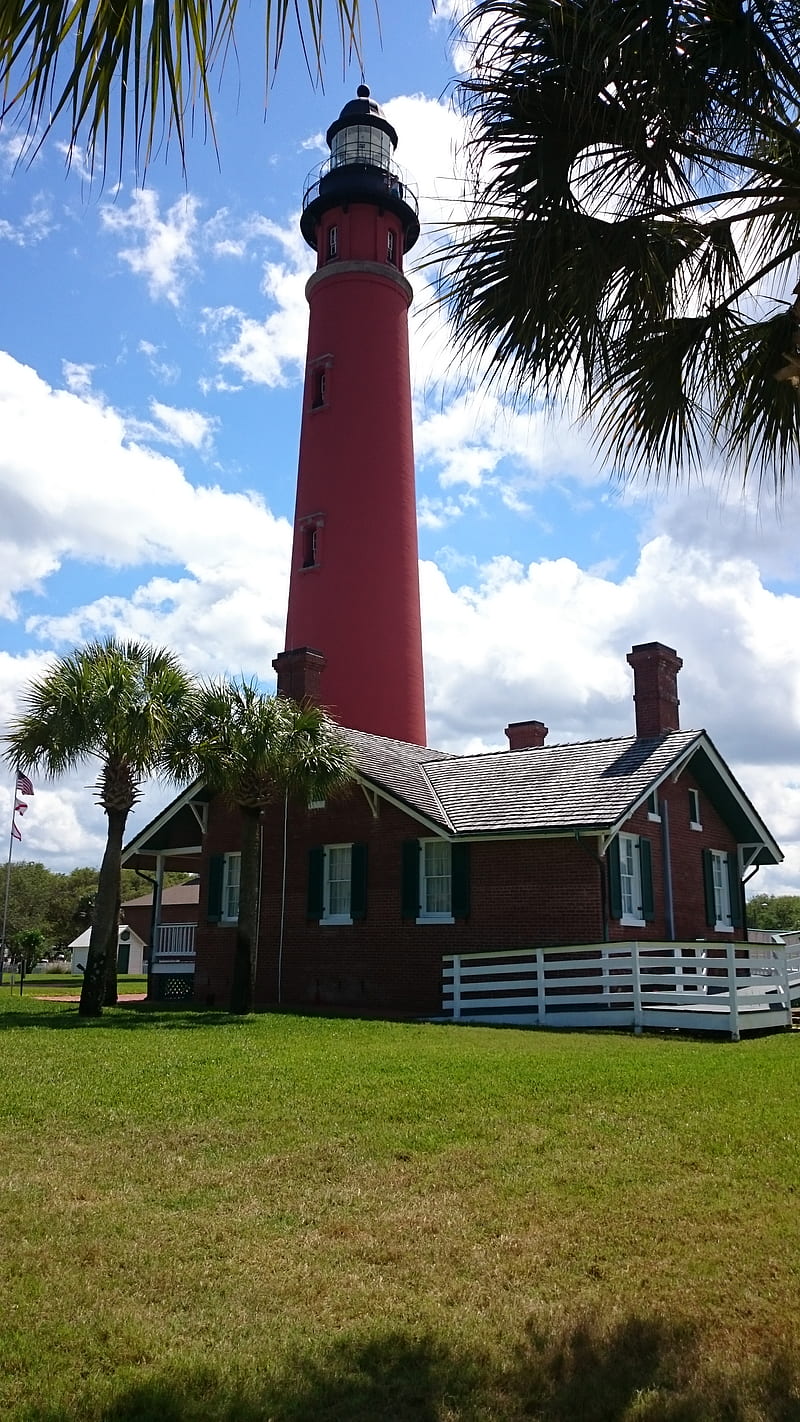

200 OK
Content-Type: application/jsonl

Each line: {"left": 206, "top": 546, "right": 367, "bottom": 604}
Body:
{"left": 300, "top": 85, "right": 419, "bottom": 251}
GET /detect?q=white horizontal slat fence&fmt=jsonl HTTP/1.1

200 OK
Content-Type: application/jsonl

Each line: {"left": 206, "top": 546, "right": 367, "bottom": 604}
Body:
{"left": 442, "top": 942, "right": 800, "bottom": 1039}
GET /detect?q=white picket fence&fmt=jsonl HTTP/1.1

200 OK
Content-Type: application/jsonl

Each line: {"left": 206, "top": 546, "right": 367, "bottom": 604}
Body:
{"left": 442, "top": 943, "right": 800, "bottom": 1040}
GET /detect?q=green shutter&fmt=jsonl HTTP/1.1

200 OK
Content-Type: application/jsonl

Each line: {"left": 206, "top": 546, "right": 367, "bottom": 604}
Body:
{"left": 702, "top": 849, "right": 716, "bottom": 926}
{"left": 607, "top": 838, "right": 622, "bottom": 920}
{"left": 639, "top": 837, "right": 655, "bottom": 922}
{"left": 401, "top": 840, "right": 420, "bottom": 919}
{"left": 451, "top": 842, "right": 471, "bottom": 919}
{"left": 727, "top": 854, "right": 742, "bottom": 928}
{"left": 307, "top": 846, "right": 324, "bottom": 921}
{"left": 351, "top": 843, "right": 368, "bottom": 921}
{"left": 207, "top": 854, "right": 224, "bottom": 924}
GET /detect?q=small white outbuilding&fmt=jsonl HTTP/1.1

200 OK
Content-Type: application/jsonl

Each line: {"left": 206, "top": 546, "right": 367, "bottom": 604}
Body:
{"left": 69, "top": 925, "right": 146, "bottom": 975}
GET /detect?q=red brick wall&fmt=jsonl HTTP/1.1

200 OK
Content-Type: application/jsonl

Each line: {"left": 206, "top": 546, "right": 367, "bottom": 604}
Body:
{"left": 608, "top": 772, "right": 740, "bottom": 944}
{"left": 192, "top": 770, "right": 744, "bottom": 1015}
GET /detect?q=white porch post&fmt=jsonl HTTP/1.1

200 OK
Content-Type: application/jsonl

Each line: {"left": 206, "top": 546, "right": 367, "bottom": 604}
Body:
{"left": 632, "top": 944, "right": 643, "bottom": 1035}
{"left": 727, "top": 941, "right": 740, "bottom": 1041}
{"left": 778, "top": 950, "right": 793, "bottom": 1025}
{"left": 452, "top": 955, "right": 462, "bottom": 1020}
{"left": 536, "top": 948, "right": 546, "bottom": 1025}
{"left": 148, "top": 854, "right": 165, "bottom": 998}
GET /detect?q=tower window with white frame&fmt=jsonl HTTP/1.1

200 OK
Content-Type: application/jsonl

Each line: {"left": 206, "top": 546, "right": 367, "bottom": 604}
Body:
{"left": 327, "top": 224, "right": 338, "bottom": 261}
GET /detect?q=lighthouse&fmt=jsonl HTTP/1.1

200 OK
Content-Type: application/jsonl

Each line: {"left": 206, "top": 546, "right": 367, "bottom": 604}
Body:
{"left": 273, "top": 86, "right": 427, "bottom": 746}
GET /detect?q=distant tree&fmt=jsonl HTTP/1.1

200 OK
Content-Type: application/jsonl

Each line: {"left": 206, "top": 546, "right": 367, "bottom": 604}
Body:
{"left": 0, "top": 860, "right": 55, "bottom": 945}
{"left": 746, "top": 894, "right": 800, "bottom": 931}
{"left": 0, "top": 2, "right": 370, "bottom": 174}
{"left": 4, "top": 639, "right": 196, "bottom": 1017}
{"left": 172, "top": 682, "right": 354, "bottom": 1014}
{"left": 12, "top": 929, "right": 47, "bottom": 973}
{"left": 442, "top": 0, "right": 800, "bottom": 494}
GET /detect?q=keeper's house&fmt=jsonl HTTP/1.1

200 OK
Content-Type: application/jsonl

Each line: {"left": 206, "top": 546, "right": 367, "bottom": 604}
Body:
{"left": 123, "top": 643, "right": 782, "bottom": 1019}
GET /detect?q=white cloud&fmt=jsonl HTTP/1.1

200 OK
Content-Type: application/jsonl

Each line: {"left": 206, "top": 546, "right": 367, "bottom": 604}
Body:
{"left": 148, "top": 401, "right": 217, "bottom": 449}
{"left": 0, "top": 351, "right": 291, "bottom": 666}
{"left": 0, "top": 194, "right": 55, "bottom": 245}
{"left": 101, "top": 190, "right": 200, "bottom": 305}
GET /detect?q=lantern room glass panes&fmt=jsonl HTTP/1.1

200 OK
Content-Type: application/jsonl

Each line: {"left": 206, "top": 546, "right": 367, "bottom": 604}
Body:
{"left": 331, "top": 124, "right": 391, "bottom": 170}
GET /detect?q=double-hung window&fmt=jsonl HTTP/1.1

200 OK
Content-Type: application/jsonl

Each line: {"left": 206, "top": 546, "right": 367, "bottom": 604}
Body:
{"left": 420, "top": 839, "right": 452, "bottom": 920}
{"left": 702, "top": 849, "right": 740, "bottom": 932}
{"left": 307, "top": 843, "right": 368, "bottom": 924}
{"left": 401, "top": 839, "right": 470, "bottom": 922}
{"left": 206, "top": 851, "right": 241, "bottom": 925}
{"left": 222, "top": 853, "right": 241, "bottom": 922}
{"left": 324, "top": 844, "right": 352, "bottom": 923}
{"left": 608, "top": 834, "right": 654, "bottom": 927}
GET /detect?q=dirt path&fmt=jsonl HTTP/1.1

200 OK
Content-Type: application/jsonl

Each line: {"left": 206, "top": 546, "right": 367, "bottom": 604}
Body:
{"left": 31, "top": 993, "right": 148, "bottom": 1003}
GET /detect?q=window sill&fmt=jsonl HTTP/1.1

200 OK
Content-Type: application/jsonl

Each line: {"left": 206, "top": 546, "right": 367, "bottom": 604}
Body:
{"left": 220, "top": 917, "right": 239, "bottom": 926}
{"left": 416, "top": 915, "right": 455, "bottom": 925}
{"left": 714, "top": 923, "right": 735, "bottom": 934}
{"left": 321, "top": 916, "right": 353, "bottom": 927}
{"left": 620, "top": 915, "right": 646, "bottom": 928}
{"left": 647, "top": 812, "right": 661, "bottom": 823}
{"left": 690, "top": 821, "right": 703, "bottom": 831}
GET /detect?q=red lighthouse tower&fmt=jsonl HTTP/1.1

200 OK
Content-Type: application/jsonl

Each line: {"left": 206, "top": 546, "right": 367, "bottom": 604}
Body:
{"left": 274, "top": 86, "right": 427, "bottom": 746}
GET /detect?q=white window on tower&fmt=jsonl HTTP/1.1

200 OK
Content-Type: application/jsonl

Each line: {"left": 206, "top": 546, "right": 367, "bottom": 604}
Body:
{"left": 327, "top": 225, "right": 338, "bottom": 261}
{"left": 386, "top": 229, "right": 396, "bottom": 265}
{"left": 222, "top": 853, "right": 241, "bottom": 923}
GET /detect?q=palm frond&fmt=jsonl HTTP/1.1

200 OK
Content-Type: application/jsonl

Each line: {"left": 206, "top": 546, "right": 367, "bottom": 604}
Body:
{"left": 0, "top": 0, "right": 367, "bottom": 174}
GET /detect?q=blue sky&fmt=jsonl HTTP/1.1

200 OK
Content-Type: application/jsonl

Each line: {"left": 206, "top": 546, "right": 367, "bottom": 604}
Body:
{"left": 1, "top": 0, "right": 799, "bottom": 895}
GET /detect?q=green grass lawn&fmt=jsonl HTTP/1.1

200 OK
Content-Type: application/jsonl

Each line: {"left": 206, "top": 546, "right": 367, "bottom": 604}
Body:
{"left": 0, "top": 997, "right": 798, "bottom": 1420}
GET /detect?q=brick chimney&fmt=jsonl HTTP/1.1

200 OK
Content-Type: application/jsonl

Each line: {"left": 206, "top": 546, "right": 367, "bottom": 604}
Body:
{"left": 272, "top": 646, "right": 327, "bottom": 705}
{"left": 505, "top": 719, "right": 548, "bottom": 751}
{"left": 626, "top": 642, "right": 683, "bottom": 739}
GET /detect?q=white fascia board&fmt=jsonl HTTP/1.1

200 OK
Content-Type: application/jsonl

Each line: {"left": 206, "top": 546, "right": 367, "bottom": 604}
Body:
{"left": 121, "top": 778, "right": 207, "bottom": 862}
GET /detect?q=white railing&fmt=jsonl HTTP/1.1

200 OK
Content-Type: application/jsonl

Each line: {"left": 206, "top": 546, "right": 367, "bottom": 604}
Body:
{"left": 442, "top": 943, "right": 800, "bottom": 1040}
{"left": 153, "top": 923, "right": 196, "bottom": 961}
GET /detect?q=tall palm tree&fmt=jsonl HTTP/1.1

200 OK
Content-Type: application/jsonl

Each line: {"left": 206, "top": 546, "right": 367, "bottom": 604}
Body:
{"left": 4, "top": 639, "right": 196, "bottom": 1016}
{"left": 0, "top": 1, "right": 370, "bottom": 173}
{"left": 440, "top": 0, "right": 800, "bottom": 493}
{"left": 174, "top": 679, "right": 354, "bottom": 1014}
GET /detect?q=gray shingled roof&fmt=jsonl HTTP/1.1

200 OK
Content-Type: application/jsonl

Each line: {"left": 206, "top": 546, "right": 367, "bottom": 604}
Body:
{"left": 340, "top": 726, "right": 453, "bottom": 826}
{"left": 423, "top": 731, "right": 702, "bottom": 834}
{"left": 345, "top": 727, "right": 703, "bottom": 835}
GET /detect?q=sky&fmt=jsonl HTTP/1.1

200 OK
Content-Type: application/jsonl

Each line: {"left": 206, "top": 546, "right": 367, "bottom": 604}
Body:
{"left": 1, "top": 0, "right": 799, "bottom": 897}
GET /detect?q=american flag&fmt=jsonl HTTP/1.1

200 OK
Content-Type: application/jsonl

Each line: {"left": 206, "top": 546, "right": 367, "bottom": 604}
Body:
{"left": 14, "top": 801, "right": 27, "bottom": 816}
{"left": 16, "top": 772, "right": 33, "bottom": 796}
{"left": 11, "top": 822, "right": 21, "bottom": 842}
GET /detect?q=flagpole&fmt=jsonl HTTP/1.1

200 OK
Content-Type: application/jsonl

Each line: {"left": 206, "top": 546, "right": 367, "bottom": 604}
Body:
{"left": 0, "top": 790, "right": 15, "bottom": 989}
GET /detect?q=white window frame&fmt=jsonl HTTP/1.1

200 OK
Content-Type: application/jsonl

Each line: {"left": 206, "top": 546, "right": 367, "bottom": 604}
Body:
{"left": 711, "top": 849, "right": 734, "bottom": 932}
{"left": 417, "top": 839, "right": 454, "bottom": 924}
{"left": 322, "top": 843, "right": 352, "bottom": 925}
{"left": 619, "top": 833, "right": 645, "bottom": 928}
{"left": 221, "top": 852, "right": 241, "bottom": 923}
{"left": 647, "top": 789, "right": 661, "bottom": 823}
{"left": 689, "top": 788, "right": 702, "bottom": 830}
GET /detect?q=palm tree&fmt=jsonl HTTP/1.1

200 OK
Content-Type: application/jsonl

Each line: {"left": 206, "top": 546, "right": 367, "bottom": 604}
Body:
{"left": 439, "top": 0, "right": 800, "bottom": 493}
{"left": 4, "top": 639, "right": 196, "bottom": 1016}
{"left": 0, "top": 1, "right": 371, "bottom": 174}
{"left": 174, "top": 680, "right": 354, "bottom": 1014}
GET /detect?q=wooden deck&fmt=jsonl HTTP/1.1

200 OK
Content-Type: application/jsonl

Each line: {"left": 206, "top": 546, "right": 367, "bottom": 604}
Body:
{"left": 442, "top": 943, "right": 800, "bottom": 1040}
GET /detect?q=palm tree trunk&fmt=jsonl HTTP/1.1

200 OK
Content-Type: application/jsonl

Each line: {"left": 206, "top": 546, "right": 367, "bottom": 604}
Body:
{"left": 79, "top": 810, "right": 127, "bottom": 1017}
{"left": 103, "top": 891, "right": 121, "bottom": 1006}
{"left": 229, "top": 807, "right": 261, "bottom": 1015}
